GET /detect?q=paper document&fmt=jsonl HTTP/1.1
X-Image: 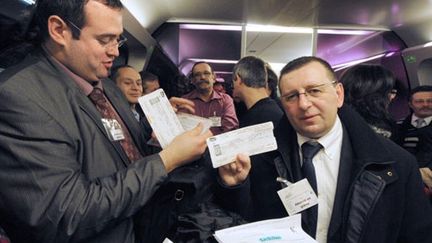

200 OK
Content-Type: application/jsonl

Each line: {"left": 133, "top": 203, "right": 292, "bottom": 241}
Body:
{"left": 177, "top": 112, "right": 213, "bottom": 134}
{"left": 214, "top": 214, "right": 317, "bottom": 243}
{"left": 206, "top": 122, "right": 277, "bottom": 168}
{"left": 138, "top": 89, "right": 211, "bottom": 148}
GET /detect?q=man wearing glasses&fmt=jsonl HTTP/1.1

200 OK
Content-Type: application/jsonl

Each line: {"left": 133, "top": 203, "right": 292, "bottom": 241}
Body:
{"left": 0, "top": 0, "right": 212, "bottom": 242}
{"left": 217, "top": 56, "right": 432, "bottom": 243}
{"left": 182, "top": 62, "right": 238, "bottom": 135}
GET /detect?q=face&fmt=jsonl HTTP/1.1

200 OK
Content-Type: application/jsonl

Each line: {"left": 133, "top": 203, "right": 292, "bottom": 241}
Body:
{"left": 191, "top": 63, "right": 215, "bottom": 92}
{"left": 115, "top": 67, "right": 143, "bottom": 104}
{"left": 409, "top": 91, "right": 432, "bottom": 118}
{"left": 143, "top": 80, "right": 160, "bottom": 94}
{"left": 63, "top": 1, "right": 123, "bottom": 82}
{"left": 279, "top": 61, "right": 344, "bottom": 139}
{"left": 231, "top": 75, "right": 242, "bottom": 101}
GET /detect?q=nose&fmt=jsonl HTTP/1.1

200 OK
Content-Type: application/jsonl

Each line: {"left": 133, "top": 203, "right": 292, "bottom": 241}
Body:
{"left": 106, "top": 45, "right": 120, "bottom": 57}
{"left": 297, "top": 92, "right": 312, "bottom": 110}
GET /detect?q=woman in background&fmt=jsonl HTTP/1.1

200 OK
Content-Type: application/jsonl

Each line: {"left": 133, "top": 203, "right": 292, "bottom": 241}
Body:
{"left": 340, "top": 64, "right": 398, "bottom": 140}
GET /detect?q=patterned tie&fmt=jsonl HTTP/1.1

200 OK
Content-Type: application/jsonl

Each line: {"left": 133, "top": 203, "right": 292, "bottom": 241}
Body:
{"left": 416, "top": 118, "right": 426, "bottom": 128}
{"left": 88, "top": 87, "right": 142, "bottom": 163}
{"left": 301, "top": 141, "right": 323, "bottom": 237}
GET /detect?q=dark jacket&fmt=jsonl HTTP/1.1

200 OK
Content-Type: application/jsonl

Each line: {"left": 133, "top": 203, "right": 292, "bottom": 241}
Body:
{"left": 397, "top": 115, "right": 432, "bottom": 168}
{"left": 217, "top": 105, "right": 432, "bottom": 243}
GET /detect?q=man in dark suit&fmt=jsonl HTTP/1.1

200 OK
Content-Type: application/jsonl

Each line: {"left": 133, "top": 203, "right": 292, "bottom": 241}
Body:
{"left": 217, "top": 56, "right": 432, "bottom": 242}
{"left": 397, "top": 85, "right": 432, "bottom": 188}
{"left": 0, "top": 1, "right": 211, "bottom": 242}
{"left": 231, "top": 56, "right": 284, "bottom": 128}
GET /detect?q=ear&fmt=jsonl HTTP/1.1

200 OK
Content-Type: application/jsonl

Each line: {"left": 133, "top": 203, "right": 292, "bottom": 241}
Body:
{"left": 47, "top": 15, "right": 70, "bottom": 46}
{"left": 235, "top": 74, "right": 244, "bottom": 85}
{"left": 335, "top": 82, "right": 344, "bottom": 108}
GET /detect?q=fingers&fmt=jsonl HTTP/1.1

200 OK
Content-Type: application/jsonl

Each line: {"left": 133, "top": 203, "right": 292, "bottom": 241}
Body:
{"left": 170, "top": 97, "right": 195, "bottom": 114}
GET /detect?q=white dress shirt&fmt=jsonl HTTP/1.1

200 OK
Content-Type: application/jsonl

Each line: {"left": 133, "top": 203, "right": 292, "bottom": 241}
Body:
{"left": 411, "top": 114, "right": 432, "bottom": 128}
{"left": 297, "top": 116, "right": 343, "bottom": 243}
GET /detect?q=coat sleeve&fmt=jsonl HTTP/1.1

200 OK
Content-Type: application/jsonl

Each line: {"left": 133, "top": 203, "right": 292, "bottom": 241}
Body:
{"left": 399, "top": 156, "right": 432, "bottom": 242}
{"left": 0, "top": 87, "right": 168, "bottom": 241}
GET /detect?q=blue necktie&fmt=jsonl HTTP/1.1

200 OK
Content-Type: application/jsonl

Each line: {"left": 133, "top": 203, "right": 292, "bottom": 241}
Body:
{"left": 301, "top": 141, "right": 322, "bottom": 238}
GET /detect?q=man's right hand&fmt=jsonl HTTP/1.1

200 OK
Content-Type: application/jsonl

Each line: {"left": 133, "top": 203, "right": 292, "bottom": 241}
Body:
{"left": 218, "top": 153, "right": 251, "bottom": 186}
{"left": 159, "top": 123, "right": 212, "bottom": 172}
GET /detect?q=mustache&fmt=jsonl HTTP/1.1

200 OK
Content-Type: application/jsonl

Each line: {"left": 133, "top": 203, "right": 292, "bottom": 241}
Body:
{"left": 194, "top": 79, "right": 210, "bottom": 85}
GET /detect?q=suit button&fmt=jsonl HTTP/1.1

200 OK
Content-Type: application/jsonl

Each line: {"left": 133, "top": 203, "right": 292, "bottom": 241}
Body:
{"left": 174, "top": 189, "right": 184, "bottom": 201}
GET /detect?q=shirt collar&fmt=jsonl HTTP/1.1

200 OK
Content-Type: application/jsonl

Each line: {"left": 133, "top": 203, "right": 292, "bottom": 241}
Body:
{"left": 43, "top": 46, "right": 102, "bottom": 96}
{"left": 411, "top": 114, "right": 432, "bottom": 126}
{"left": 188, "top": 89, "right": 222, "bottom": 101}
{"left": 297, "top": 116, "right": 343, "bottom": 161}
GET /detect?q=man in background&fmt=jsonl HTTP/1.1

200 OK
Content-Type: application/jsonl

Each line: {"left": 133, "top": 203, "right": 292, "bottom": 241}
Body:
{"left": 397, "top": 85, "right": 432, "bottom": 189}
{"left": 111, "top": 65, "right": 143, "bottom": 121}
{"left": 182, "top": 61, "right": 238, "bottom": 135}
{"left": 231, "top": 56, "right": 283, "bottom": 128}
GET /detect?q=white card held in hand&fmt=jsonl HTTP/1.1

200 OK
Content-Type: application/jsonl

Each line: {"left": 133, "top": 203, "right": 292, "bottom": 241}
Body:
{"left": 207, "top": 122, "right": 278, "bottom": 168}
{"left": 138, "top": 89, "right": 212, "bottom": 148}
{"left": 138, "top": 89, "right": 184, "bottom": 148}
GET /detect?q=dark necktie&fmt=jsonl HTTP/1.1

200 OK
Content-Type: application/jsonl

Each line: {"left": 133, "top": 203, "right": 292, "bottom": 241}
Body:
{"left": 415, "top": 118, "right": 426, "bottom": 128}
{"left": 301, "top": 141, "right": 323, "bottom": 238}
{"left": 88, "top": 87, "right": 142, "bottom": 163}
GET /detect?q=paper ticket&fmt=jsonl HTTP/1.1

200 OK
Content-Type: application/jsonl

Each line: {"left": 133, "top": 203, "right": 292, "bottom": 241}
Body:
{"left": 177, "top": 112, "right": 213, "bottom": 135}
{"left": 138, "top": 89, "right": 184, "bottom": 148}
{"left": 138, "top": 89, "right": 212, "bottom": 148}
{"left": 207, "top": 122, "right": 277, "bottom": 168}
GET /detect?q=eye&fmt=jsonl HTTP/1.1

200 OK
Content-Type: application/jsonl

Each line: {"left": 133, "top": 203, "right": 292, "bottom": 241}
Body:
{"left": 283, "top": 93, "right": 298, "bottom": 102}
{"left": 307, "top": 88, "right": 323, "bottom": 96}
{"left": 97, "top": 37, "right": 111, "bottom": 46}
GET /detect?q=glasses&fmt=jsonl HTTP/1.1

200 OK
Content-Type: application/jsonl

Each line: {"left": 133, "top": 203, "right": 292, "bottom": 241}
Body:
{"left": 281, "top": 81, "right": 337, "bottom": 104}
{"left": 192, "top": 71, "right": 212, "bottom": 79}
{"left": 412, "top": 99, "right": 432, "bottom": 104}
{"left": 66, "top": 20, "right": 127, "bottom": 48}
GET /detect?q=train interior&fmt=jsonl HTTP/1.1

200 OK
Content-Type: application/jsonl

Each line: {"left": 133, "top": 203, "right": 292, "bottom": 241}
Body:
{"left": 2, "top": 0, "right": 432, "bottom": 120}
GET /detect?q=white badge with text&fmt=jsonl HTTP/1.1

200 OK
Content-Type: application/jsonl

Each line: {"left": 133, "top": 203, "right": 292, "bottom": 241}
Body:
{"left": 209, "top": 115, "right": 222, "bottom": 127}
{"left": 277, "top": 179, "right": 318, "bottom": 216}
{"left": 101, "top": 118, "right": 125, "bottom": 141}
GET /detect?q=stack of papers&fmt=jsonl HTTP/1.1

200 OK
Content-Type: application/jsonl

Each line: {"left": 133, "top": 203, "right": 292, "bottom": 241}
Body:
{"left": 214, "top": 214, "right": 317, "bottom": 243}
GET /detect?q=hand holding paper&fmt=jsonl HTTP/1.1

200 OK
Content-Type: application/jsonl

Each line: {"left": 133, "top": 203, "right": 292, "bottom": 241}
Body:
{"left": 218, "top": 153, "right": 251, "bottom": 186}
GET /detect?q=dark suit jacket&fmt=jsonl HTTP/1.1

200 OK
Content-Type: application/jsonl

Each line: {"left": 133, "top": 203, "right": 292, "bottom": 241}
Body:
{"left": 0, "top": 50, "right": 168, "bottom": 242}
{"left": 397, "top": 115, "right": 432, "bottom": 167}
{"left": 217, "top": 105, "right": 432, "bottom": 243}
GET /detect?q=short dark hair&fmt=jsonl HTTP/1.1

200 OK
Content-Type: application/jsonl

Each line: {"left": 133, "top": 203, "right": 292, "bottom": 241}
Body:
{"left": 110, "top": 64, "right": 134, "bottom": 82}
{"left": 34, "top": 0, "right": 123, "bottom": 42}
{"left": 409, "top": 85, "right": 432, "bottom": 100}
{"left": 279, "top": 56, "right": 336, "bottom": 84}
{"left": 340, "top": 64, "right": 395, "bottom": 129}
{"left": 266, "top": 64, "right": 278, "bottom": 99}
{"left": 140, "top": 71, "right": 158, "bottom": 82}
{"left": 232, "top": 56, "right": 267, "bottom": 88}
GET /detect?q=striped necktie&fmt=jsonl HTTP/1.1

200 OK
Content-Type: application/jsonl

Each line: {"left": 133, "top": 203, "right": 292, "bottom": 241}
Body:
{"left": 88, "top": 87, "right": 143, "bottom": 163}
